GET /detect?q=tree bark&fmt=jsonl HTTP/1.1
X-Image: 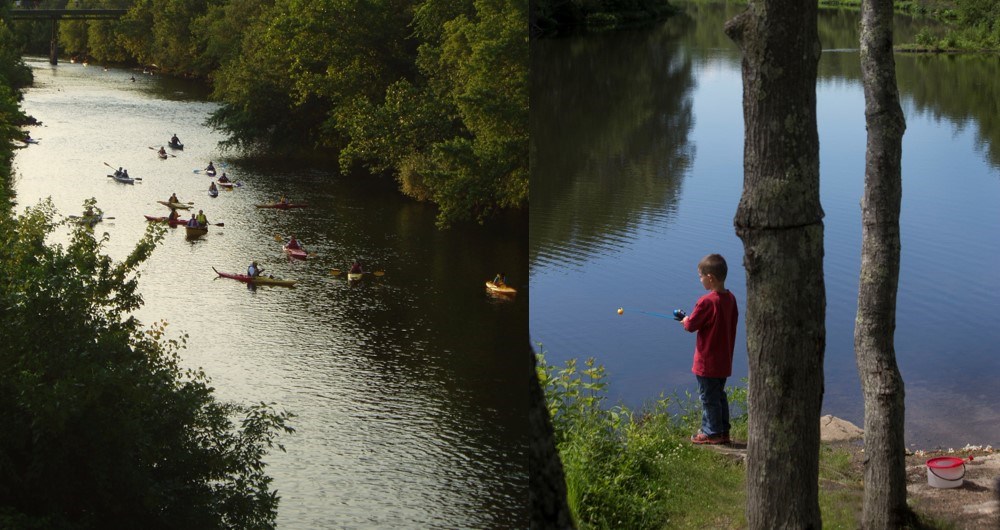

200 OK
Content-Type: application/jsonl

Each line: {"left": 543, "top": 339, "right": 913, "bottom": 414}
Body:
{"left": 856, "top": 0, "right": 908, "bottom": 528}
{"left": 529, "top": 346, "right": 575, "bottom": 529}
{"left": 724, "top": 3, "right": 825, "bottom": 529}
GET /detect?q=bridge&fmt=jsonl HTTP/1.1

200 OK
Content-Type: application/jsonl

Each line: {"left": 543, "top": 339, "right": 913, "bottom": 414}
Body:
{"left": 9, "top": 9, "right": 129, "bottom": 65}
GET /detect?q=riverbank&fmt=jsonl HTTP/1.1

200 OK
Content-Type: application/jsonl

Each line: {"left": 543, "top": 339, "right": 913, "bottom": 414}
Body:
{"left": 709, "top": 416, "right": 999, "bottom": 529}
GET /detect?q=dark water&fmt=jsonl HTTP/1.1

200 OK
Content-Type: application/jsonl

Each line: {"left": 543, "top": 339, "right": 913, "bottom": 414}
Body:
{"left": 14, "top": 58, "right": 528, "bottom": 528}
{"left": 530, "top": 5, "right": 1000, "bottom": 448}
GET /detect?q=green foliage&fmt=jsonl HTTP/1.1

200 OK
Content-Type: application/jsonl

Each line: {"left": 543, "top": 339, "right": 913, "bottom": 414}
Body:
{"left": 536, "top": 351, "right": 748, "bottom": 529}
{"left": 338, "top": 0, "right": 528, "bottom": 227}
{"left": 0, "top": 199, "right": 294, "bottom": 528}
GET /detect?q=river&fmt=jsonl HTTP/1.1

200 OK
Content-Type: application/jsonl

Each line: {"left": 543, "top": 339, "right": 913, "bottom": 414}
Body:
{"left": 530, "top": 4, "right": 1000, "bottom": 448}
{"left": 13, "top": 57, "right": 528, "bottom": 528}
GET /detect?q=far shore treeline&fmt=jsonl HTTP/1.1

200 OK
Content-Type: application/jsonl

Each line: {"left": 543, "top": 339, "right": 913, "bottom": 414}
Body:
{"left": 10, "top": 0, "right": 526, "bottom": 227}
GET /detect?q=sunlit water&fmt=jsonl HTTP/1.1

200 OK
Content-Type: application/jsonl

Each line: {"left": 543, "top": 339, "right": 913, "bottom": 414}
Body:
{"left": 14, "top": 58, "right": 528, "bottom": 528}
{"left": 530, "top": 7, "right": 1000, "bottom": 448}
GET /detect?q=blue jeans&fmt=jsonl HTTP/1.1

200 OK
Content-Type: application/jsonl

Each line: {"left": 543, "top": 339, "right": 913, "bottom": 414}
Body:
{"left": 696, "top": 376, "right": 729, "bottom": 436}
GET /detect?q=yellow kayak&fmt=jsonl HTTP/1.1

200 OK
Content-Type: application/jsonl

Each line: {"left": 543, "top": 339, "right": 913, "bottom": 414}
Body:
{"left": 485, "top": 281, "right": 516, "bottom": 295}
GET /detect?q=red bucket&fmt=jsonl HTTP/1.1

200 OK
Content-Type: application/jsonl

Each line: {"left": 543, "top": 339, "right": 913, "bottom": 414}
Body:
{"left": 926, "top": 456, "right": 966, "bottom": 488}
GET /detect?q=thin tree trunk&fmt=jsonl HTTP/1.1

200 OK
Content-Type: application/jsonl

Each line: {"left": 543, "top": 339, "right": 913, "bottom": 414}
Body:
{"left": 724, "top": 3, "right": 825, "bottom": 528}
{"left": 856, "top": 0, "right": 908, "bottom": 527}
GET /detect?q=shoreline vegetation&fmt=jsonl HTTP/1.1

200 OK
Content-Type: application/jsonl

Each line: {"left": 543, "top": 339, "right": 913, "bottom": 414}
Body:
{"left": 538, "top": 353, "right": 998, "bottom": 528}
{"left": 10, "top": 0, "right": 527, "bottom": 228}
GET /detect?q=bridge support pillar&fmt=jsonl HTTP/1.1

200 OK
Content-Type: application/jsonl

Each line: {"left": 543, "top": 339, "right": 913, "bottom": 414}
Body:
{"left": 49, "top": 18, "right": 58, "bottom": 65}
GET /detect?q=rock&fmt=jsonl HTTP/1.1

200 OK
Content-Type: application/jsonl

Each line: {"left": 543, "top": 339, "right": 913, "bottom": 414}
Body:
{"left": 820, "top": 415, "right": 863, "bottom": 442}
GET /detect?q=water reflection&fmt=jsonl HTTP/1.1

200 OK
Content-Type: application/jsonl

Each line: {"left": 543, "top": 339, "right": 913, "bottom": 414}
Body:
{"left": 531, "top": 16, "right": 696, "bottom": 267}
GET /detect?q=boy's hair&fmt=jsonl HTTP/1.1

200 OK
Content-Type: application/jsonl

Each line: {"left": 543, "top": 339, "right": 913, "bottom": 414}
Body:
{"left": 698, "top": 254, "right": 728, "bottom": 281}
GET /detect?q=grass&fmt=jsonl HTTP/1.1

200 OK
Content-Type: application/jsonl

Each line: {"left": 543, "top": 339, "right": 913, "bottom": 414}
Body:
{"left": 538, "top": 352, "right": 879, "bottom": 529}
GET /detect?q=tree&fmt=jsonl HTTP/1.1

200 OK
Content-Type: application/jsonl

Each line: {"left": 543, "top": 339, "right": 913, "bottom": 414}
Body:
{"left": 724, "top": 3, "right": 825, "bottom": 528}
{"left": 0, "top": 200, "right": 293, "bottom": 528}
{"left": 856, "top": 0, "right": 908, "bottom": 527}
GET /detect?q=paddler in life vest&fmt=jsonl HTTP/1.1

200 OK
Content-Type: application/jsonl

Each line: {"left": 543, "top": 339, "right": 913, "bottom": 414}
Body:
{"left": 195, "top": 209, "right": 208, "bottom": 228}
{"left": 217, "top": 172, "right": 230, "bottom": 183}
{"left": 168, "top": 192, "right": 179, "bottom": 205}
{"left": 206, "top": 161, "right": 216, "bottom": 173}
{"left": 350, "top": 261, "right": 363, "bottom": 275}
{"left": 278, "top": 194, "right": 289, "bottom": 205}
{"left": 167, "top": 209, "right": 180, "bottom": 224}
{"left": 186, "top": 214, "right": 199, "bottom": 227}
{"left": 208, "top": 181, "right": 218, "bottom": 193}
{"left": 170, "top": 133, "right": 180, "bottom": 146}
{"left": 286, "top": 235, "right": 302, "bottom": 251}
{"left": 248, "top": 261, "right": 263, "bottom": 278}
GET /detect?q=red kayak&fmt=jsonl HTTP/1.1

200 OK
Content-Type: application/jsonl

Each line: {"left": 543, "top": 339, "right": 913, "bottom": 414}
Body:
{"left": 283, "top": 245, "right": 307, "bottom": 260}
{"left": 144, "top": 214, "right": 185, "bottom": 227}
{"left": 255, "top": 202, "right": 307, "bottom": 209}
{"left": 213, "top": 267, "right": 297, "bottom": 287}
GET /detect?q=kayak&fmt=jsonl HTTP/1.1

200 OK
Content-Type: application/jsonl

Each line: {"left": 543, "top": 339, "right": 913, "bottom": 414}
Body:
{"left": 213, "top": 267, "right": 297, "bottom": 287}
{"left": 107, "top": 173, "right": 135, "bottom": 184}
{"left": 217, "top": 181, "right": 234, "bottom": 188}
{"left": 144, "top": 214, "right": 185, "bottom": 227}
{"left": 486, "top": 281, "right": 516, "bottom": 295}
{"left": 157, "top": 200, "right": 192, "bottom": 210}
{"left": 283, "top": 245, "right": 307, "bottom": 260}
{"left": 185, "top": 226, "right": 208, "bottom": 238}
{"left": 209, "top": 188, "right": 219, "bottom": 198}
{"left": 157, "top": 152, "right": 168, "bottom": 159}
{"left": 347, "top": 272, "right": 363, "bottom": 281}
{"left": 205, "top": 169, "right": 217, "bottom": 177}
{"left": 168, "top": 141, "right": 183, "bottom": 150}
{"left": 255, "top": 202, "right": 307, "bottom": 209}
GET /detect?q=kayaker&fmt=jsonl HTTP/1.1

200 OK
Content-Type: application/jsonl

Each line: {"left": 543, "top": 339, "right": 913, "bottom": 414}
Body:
{"left": 248, "top": 261, "right": 264, "bottom": 278}
{"left": 492, "top": 272, "right": 507, "bottom": 287}
{"left": 170, "top": 133, "right": 180, "bottom": 146}
{"left": 122, "top": 169, "right": 130, "bottom": 179}
{"left": 206, "top": 161, "right": 216, "bottom": 172}
{"left": 195, "top": 209, "right": 209, "bottom": 228}
{"left": 116, "top": 166, "right": 123, "bottom": 177}
{"left": 167, "top": 209, "right": 180, "bottom": 223}
{"left": 83, "top": 205, "right": 95, "bottom": 218}
{"left": 286, "top": 235, "right": 302, "bottom": 250}
{"left": 217, "top": 173, "right": 230, "bottom": 183}
{"left": 208, "top": 182, "right": 218, "bottom": 193}
{"left": 278, "top": 194, "right": 289, "bottom": 205}
{"left": 168, "top": 192, "right": 179, "bottom": 205}
{"left": 350, "top": 261, "right": 363, "bottom": 275}
{"left": 158, "top": 146, "right": 166, "bottom": 157}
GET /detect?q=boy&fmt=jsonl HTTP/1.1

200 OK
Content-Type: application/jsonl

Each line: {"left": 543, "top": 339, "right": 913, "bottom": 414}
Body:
{"left": 679, "top": 253, "right": 739, "bottom": 445}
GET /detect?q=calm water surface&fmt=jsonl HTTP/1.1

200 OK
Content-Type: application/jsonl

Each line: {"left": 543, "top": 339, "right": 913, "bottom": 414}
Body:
{"left": 530, "top": 5, "right": 1000, "bottom": 448}
{"left": 14, "top": 58, "right": 528, "bottom": 528}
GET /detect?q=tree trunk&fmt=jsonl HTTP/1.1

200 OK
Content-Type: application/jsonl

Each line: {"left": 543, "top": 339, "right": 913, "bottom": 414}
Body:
{"left": 529, "top": 346, "right": 575, "bottom": 529}
{"left": 856, "top": 0, "right": 908, "bottom": 528}
{"left": 724, "top": 3, "right": 825, "bottom": 529}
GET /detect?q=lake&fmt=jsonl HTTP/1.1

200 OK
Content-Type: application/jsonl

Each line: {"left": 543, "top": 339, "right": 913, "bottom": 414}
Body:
{"left": 530, "top": 4, "right": 1000, "bottom": 448}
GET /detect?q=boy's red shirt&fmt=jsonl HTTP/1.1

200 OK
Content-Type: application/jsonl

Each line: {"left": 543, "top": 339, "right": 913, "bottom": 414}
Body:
{"left": 683, "top": 290, "right": 738, "bottom": 378}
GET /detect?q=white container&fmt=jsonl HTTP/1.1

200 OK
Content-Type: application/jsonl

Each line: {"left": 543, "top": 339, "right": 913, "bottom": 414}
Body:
{"left": 926, "top": 456, "right": 965, "bottom": 488}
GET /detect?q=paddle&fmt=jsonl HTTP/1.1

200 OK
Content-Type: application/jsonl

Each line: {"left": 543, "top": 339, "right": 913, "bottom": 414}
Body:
{"left": 330, "top": 268, "right": 384, "bottom": 277}
{"left": 147, "top": 146, "right": 176, "bottom": 157}
{"left": 103, "top": 162, "right": 142, "bottom": 180}
{"left": 68, "top": 215, "right": 115, "bottom": 220}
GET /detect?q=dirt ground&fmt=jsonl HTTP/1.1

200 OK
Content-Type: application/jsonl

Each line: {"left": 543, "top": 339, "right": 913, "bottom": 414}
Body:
{"left": 713, "top": 416, "right": 1000, "bottom": 529}
{"left": 822, "top": 415, "right": 1000, "bottom": 529}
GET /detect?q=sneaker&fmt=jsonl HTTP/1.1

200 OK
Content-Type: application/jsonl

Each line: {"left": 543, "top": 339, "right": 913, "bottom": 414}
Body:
{"left": 691, "top": 431, "right": 729, "bottom": 445}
